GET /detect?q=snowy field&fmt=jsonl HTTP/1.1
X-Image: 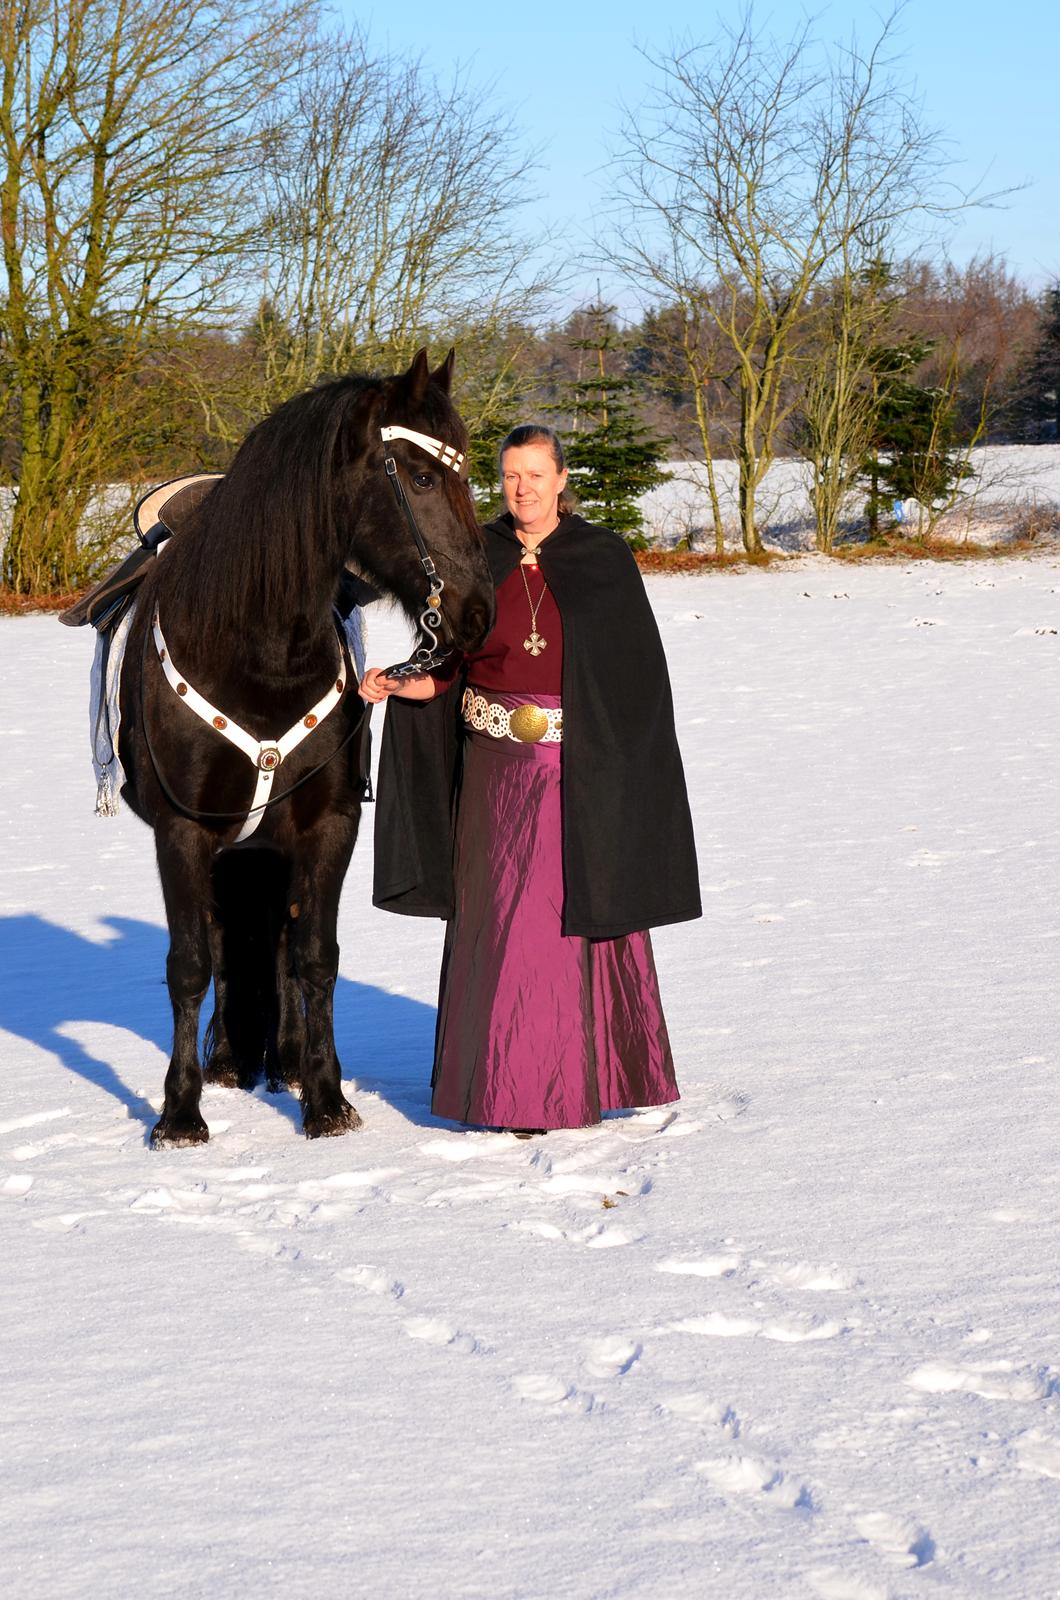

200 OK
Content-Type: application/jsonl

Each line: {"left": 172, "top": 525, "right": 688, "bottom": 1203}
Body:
{"left": 4, "top": 560, "right": 1060, "bottom": 1599}
{"left": 640, "top": 444, "right": 1060, "bottom": 548}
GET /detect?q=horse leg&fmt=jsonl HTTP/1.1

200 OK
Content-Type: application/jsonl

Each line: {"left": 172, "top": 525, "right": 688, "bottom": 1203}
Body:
{"left": 201, "top": 912, "right": 242, "bottom": 1088}
{"left": 205, "top": 850, "right": 286, "bottom": 1089}
{"left": 269, "top": 921, "right": 304, "bottom": 1095}
{"left": 151, "top": 826, "right": 213, "bottom": 1146}
{"left": 285, "top": 826, "right": 361, "bottom": 1138}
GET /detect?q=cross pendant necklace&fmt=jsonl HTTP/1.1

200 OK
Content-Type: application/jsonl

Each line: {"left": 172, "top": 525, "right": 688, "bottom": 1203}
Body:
{"left": 520, "top": 561, "right": 549, "bottom": 656}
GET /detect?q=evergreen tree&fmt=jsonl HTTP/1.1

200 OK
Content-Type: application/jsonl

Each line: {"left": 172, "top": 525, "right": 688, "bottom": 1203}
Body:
{"left": 860, "top": 337, "right": 970, "bottom": 535}
{"left": 554, "top": 303, "right": 670, "bottom": 548}
{"left": 1014, "top": 285, "right": 1060, "bottom": 442}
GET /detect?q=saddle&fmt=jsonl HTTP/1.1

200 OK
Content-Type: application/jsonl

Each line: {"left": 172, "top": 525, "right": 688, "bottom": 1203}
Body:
{"left": 59, "top": 474, "right": 224, "bottom": 633}
{"left": 61, "top": 471, "right": 381, "bottom": 636}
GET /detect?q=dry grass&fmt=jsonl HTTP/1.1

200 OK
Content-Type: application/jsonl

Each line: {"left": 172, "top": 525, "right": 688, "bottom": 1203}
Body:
{"left": 832, "top": 533, "right": 1049, "bottom": 563}
{"left": 0, "top": 588, "right": 86, "bottom": 616}
{"left": 635, "top": 548, "right": 776, "bottom": 572}
{"left": 1009, "top": 504, "right": 1060, "bottom": 542}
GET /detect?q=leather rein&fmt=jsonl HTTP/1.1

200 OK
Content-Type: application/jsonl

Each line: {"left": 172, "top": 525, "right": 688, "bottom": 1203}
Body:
{"left": 143, "top": 424, "right": 465, "bottom": 836}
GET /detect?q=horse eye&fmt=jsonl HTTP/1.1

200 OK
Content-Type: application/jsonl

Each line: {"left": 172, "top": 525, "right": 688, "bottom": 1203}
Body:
{"left": 412, "top": 471, "right": 434, "bottom": 490}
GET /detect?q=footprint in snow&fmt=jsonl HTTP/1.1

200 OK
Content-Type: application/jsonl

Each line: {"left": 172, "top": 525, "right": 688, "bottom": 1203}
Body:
{"left": 511, "top": 1374, "right": 595, "bottom": 1412}
{"left": 658, "top": 1394, "right": 740, "bottom": 1436}
{"left": 760, "top": 1316, "right": 846, "bottom": 1344}
{"left": 657, "top": 1253, "right": 741, "bottom": 1279}
{"left": 2, "top": 1174, "right": 33, "bottom": 1196}
{"left": 906, "top": 1360, "right": 1054, "bottom": 1401}
{"left": 697, "top": 1085, "right": 751, "bottom": 1122}
{"left": 583, "top": 1336, "right": 641, "bottom": 1379}
{"left": 234, "top": 1233, "right": 302, "bottom": 1264}
{"left": 1015, "top": 1431, "right": 1060, "bottom": 1479}
{"left": 695, "top": 1455, "right": 813, "bottom": 1511}
{"left": 770, "top": 1261, "right": 858, "bottom": 1292}
{"left": 334, "top": 1265, "right": 404, "bottom": 1300}
{"left": 402, "top": 1316, "right": 481, "bottom": 1355}
{"left": 232, "top": 1183, "right": 287, "bottom": 1201}
{"left": 855, "top": 1510, "right": 934, "bottom": 1568}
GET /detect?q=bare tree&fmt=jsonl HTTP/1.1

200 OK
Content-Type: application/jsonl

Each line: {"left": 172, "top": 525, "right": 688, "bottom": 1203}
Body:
{"left": 0, "top": 0, "right": 316, "bottom": 592}
{"left": 796, "top": 255, "right": 896, "bottom": 551}
{"left": 191, "top": 33, "right": 550, "bottom": 453}
{"left": 608, "top": 6, "right": 961, "bottom": 553}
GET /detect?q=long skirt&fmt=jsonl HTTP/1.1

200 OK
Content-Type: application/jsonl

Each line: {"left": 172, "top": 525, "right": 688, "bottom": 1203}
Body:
{"left": 431, "top": 692, "right": 679, "bottom": 1130}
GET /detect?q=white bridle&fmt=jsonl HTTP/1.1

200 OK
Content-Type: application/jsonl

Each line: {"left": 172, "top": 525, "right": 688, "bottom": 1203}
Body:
{"left": 379, "top": 426, "right": 465, "bottom": 475}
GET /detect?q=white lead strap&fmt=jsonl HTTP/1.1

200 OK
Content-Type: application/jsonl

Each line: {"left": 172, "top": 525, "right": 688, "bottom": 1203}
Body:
{"left": 379, "top": 426, "right": 465, "bottom": 474}
{"left": 152, "top": 611, "right": 347, "bottom": 842}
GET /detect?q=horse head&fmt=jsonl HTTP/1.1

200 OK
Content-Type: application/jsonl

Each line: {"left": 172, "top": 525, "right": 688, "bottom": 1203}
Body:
{"left": 343, "top": 349, "right": 495, "bottom": 655}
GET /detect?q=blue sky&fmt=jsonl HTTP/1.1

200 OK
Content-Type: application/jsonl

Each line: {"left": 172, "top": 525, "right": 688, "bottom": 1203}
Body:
{"left": 340, "top": 0, "right": 1059, "bottom": 310}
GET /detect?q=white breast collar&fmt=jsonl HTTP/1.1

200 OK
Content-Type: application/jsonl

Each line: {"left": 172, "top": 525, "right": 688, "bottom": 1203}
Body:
{"left": 152, "top": 610, "right": 348, "bottom": 842}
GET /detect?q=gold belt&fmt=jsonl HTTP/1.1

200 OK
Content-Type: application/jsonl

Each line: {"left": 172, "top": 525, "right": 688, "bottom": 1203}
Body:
{"left": 461, "top": 689, "right": 563, "bottom": 744}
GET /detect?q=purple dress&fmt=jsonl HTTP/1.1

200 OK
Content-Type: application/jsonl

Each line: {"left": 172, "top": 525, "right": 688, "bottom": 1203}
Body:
{"left": 430, "top": 567, "right": 678, "bottom": 1130}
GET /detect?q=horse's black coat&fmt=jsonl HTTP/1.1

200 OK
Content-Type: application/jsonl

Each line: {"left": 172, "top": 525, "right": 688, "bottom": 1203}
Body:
{"left": 118, "top": 352, "right": 494, "bottom": 1144}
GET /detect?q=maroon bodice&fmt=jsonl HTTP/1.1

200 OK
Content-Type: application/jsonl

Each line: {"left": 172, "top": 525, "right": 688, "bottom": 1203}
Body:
{"left": 434, "top": 563, "right": 563, "bottom": 695}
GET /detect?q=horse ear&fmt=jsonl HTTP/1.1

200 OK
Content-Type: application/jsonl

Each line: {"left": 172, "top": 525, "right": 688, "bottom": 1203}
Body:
{"left": 430, "top": 348, "right": 456, "bottom": 394}
{"left": 404, "top": 348, "right": 430, "bottom": 403}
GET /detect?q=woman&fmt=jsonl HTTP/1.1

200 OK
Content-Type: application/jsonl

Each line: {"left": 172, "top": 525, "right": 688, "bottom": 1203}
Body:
{"left": 361, "top": 425, "right": 700, "bottom": 1134}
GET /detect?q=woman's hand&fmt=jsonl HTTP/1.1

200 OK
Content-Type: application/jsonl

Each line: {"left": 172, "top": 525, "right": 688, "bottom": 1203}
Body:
{"left": 359, "top": 667, "right": 436, "bottom": 703}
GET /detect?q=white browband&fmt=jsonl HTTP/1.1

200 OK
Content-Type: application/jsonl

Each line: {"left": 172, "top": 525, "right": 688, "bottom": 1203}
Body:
{"left": 152, "top": 611, "right": 347, "bottom": 842}
{"left": 379, "top": 426, "right": 465, "bottom": 474}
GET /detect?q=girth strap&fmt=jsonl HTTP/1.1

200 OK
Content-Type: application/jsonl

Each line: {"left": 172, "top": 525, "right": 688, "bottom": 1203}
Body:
{"left": 152, "top": 611, "right": 348, "bottom": 842}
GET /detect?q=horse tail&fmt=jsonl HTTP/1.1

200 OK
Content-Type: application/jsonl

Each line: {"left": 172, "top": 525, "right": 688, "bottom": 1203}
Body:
{"left": 204, "top": 850, "right": 290, "bottom": 1089}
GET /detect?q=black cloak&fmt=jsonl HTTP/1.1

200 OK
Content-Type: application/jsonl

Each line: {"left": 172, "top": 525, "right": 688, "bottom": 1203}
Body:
{"left": 372, "top": 513, "right": 702, "bottom": 940}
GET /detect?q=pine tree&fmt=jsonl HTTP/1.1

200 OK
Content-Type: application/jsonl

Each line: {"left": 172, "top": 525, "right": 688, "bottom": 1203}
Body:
{"left": 860, "top": 337, "right": 970, "bottom": 536}
{"left": 1014, "top": 285, "right": 1060, "bottom": 442}
{"left": 555, "top": 304, "right": 670, "bottom": 549}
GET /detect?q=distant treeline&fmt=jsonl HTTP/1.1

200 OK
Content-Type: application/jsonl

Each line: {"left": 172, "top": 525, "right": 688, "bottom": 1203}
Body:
{"left": 2, "top": 1, "right": 1057, "bottom": 590}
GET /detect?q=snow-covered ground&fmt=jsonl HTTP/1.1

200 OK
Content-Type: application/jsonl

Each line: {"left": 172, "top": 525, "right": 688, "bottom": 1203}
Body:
{"left": 4, "top": 561, "right": 1060, "bottom": 1599}
{"left": 640, "top": 444, "right": 1060, "bottom": 548}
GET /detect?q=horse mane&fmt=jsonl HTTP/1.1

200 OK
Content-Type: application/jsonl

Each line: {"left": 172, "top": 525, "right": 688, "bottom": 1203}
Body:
{"left": 151, "top": 374, "right": 386, "bottom": 661}
{"left": 146, "top": 364, "right": 481, "bottom": 672}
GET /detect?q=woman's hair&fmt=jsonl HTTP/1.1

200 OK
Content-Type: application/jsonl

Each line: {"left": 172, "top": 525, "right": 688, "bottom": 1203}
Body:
{"left": 498, "top": 423, "right": 577, "bottom": 513}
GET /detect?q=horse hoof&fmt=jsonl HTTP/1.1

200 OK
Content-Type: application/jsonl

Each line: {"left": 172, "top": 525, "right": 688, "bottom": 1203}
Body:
{"left": 302, "top": 1101, "right": 362, "bottom": 1139}
{"left": 151, "top": 1117, "right": 209, "bottom": 1147}
{"left": 268, "top": 1075, "right": 301, "bottom": 1096}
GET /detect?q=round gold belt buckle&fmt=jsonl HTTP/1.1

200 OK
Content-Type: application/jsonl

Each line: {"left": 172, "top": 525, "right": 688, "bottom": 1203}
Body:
{"left": 509, "top": 704, "right": 550, "bottom": 743}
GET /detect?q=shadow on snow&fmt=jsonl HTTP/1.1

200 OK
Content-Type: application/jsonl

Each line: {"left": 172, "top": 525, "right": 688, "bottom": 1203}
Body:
{"left": 0, "top": 913, "right": 441, "bottom": 1133}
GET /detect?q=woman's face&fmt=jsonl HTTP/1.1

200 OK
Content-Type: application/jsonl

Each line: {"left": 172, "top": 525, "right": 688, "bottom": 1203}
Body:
{"left": 500, "top": 443, "right": 568, "bottom": 537}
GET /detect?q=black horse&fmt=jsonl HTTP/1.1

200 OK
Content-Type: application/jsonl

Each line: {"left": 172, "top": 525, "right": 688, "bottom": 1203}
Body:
{"left": 118, "top": 350, "right": 492, "bottom": 1145}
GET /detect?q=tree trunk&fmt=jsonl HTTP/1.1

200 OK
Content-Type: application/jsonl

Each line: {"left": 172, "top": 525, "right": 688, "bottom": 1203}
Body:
{"left": 737, "top": 396, "right": 762, "bottom": 554}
